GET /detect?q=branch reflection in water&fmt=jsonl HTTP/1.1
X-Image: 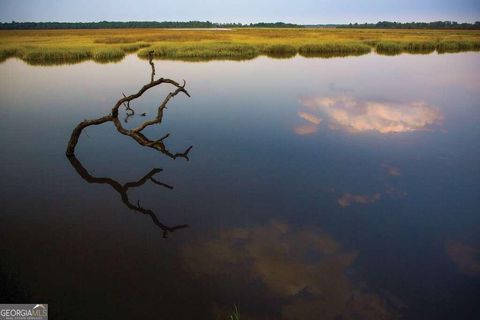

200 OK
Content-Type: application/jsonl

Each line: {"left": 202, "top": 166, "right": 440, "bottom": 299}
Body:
{"left": 66, "top": 51, "right": 191, "bottom": 237}
{"left": 68, "top": 155, "right": 188, "bottom": 238}
{"left": 65, "top": 50, "right": 192, "bottom": 157}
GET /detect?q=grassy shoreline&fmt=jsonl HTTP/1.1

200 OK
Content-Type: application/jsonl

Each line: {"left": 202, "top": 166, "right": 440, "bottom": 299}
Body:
{"left": 1, "top": 28, "right": 479, "bottom": 64}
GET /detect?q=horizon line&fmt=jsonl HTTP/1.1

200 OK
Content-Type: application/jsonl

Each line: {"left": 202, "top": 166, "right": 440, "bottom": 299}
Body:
{"left": 1, "top": 19, "right": 479, "bottom": 25}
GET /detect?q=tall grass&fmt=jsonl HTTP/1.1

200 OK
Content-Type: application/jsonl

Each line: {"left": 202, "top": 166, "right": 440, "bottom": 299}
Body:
{"left": 0, "top": 48, "right": 18, "bottom": 62}
{"left": 299, "top": 42, "right": 371, "bottom": 57}
{"left": 229, "top": 305, "right": 240, "bottom": 320}
{"left": 22, "top": 47, "right": 92, "bottom": 65}
{"left": 92, "top": 47, "right": 125, "bottom": 63}
{"left": 0, "top": 28, "right": 479, "bottom": 64}
{"left": 7, "top": 45, "right": 150, "bottom": 65}
{"left": 261, "top": 44, "right": 297, "bottom": 58}
{"left": 119, "top": 42, "right": 151, "bottom": 53}
{"left": 375, "top": 42, "right": 404, "bottom": 55}
{"left": 437, "top": 39, "right": 480, "bottom": 53}
{"left": 138, "top": 43, "right": 258, "bottom": 61}
{"left": 375, "top": 39, "right": 480, "bottom": 55}
{"left": 403, "top": 41, "right": 437, "bottom": 54}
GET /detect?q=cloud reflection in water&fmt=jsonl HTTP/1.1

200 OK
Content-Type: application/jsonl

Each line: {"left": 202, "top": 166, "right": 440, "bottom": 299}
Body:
{"left": 337, "top": 193, "right": 382, "bottom": 208}
{"left": 446, "top": 242, "right": 480, "bottom": 277}
{"left": 296, "top": 96, "right": 443, "bottom": 134}
{"left": 182, "top": 221, "right": 395, "bottom": 320}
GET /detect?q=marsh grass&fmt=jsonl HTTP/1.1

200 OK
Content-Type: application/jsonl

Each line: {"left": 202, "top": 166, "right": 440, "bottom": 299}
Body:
{"left": 92, "top": 47, "right": 125, "bottom": 63}
{"left": 403, "top": 41, "right": 437, "bottom": 53}
{"left": 0, "top": 47, "right": 18, "bottom": 62}
{"left": 138, "top": 42, "right": 258, "bottom": 60}
{"left": 22, "top": 47, "right": 93, "bottom": 65}
{"left": 1, "top": 28, "right": 479, "bottom": 64}
{"left": 229, "top": 305, "right": 240, "bottom": 320}
{"left": 120, "top": 42, "right": 151, "bottom": 53}
{"left": 375, "top": 42, "right": 404, "bottom": 55}
{"left": 437, "top": 39, "right": 480, "bottom": 53}
{"left": 261, "top": 44, "right": 297, "bottom": 58}
{"left": 375, "top": 39, "right": 480, "bottom": 55}
{"left": 299, "top": 42, "right": 371, "bottom": 57}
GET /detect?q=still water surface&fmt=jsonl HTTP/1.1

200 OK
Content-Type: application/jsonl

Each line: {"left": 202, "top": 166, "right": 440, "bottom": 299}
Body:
{"left": 0, "top": 53, "right": 479, "bottom": 319}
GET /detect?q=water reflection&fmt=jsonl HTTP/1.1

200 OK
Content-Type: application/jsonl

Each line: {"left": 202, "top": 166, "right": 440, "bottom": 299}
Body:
{"left": 66, "top": 52, "right": 191, "bottom": 237}
{"left": 297, "top": 96, "right": 443, "bottom": 134}
{"left": 294, "top": 124, "right": 319, "bottom": 135}
{"left": 66, "top": 52, "right": 192, "bottom": 157}
{"left": 67, "top": 155, "right": 188, "bottom": 238}
{"left": 381, "top": 164, "right": 401, "bottom": 176}
{"left": 182, "top": 221, "right": 396, "bottom": 319}
{"left": 337, "top": 193, "right": 382, "bottom": 208}
{"left": 0, "top": 50, "right": 479, "bottom": 319}
{"left": 446, "top": 242, "right": 480, "bottom": 277}
{"left": 298, "top": 111, "right": 322, "bottom": 125}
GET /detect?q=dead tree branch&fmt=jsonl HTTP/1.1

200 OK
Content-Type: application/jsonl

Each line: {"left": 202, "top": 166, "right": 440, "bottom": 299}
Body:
{"left": 65, "top": 52, "right": 191, "bottom": 157}
{"left": 148, "top": 50, "right": 155, "bottom": 83}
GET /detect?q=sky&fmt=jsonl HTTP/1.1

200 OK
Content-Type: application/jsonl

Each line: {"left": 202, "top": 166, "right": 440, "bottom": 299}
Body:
{"left": 0, "top": 0, "right": 479, "bottom": 24}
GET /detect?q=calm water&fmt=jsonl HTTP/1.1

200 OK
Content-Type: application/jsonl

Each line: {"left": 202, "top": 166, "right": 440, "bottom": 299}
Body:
{"left": 0, "top": 52, "right": 479, "bottom": 319}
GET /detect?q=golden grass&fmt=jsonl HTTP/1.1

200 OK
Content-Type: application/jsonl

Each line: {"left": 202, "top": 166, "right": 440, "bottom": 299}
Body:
{"left": 0, "top": 28, "right": 479, "bottom": 64}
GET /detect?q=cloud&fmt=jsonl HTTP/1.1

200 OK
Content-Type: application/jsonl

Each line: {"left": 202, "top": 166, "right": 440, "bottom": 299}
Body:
{"left": 382, "top": 164, "right": 401, "bottom": 176}
{"left": 181, "top": 221, "right": 395, "bottom": 320}
{"left": 298, "top": 96, "right": 443, "bottom": 134}
{"left": 294, "top": 112, "right": 322, "bottom": 135}
{"left": 298, "top": 112, "right": 322, "bottom": 125}
{"left": 446, "top": 242, "right": 480, "bottom": 276}
{"left": 337, "top": 193, "right": 381, "bottom": 207}
{"left": 294, "top": 124, "right": 318, "bottom": 135}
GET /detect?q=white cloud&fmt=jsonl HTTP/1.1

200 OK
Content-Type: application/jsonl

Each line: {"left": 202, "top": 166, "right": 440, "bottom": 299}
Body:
{"left": 298, "top": 96, "right": 443, "bottom": 134}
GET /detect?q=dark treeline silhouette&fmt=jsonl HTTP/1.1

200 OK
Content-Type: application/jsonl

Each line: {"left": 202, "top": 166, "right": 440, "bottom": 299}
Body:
{"left": 1, "top": 20, "right": 479, "bottom": 30}
{"left": 0, "top": 21, "right": 301, "bottom": 29}
{"left": 337, "top": 21, "right": 480, "bottom": 29}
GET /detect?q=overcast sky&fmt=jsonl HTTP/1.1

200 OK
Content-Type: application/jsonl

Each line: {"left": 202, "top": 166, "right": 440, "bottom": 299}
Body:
{"left": 0, "top": 0, "right": 479, "bottom": 24}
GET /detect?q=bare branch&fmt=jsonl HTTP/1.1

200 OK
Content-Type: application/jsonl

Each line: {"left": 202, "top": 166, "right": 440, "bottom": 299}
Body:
{"left": 148, "top": 50, "right": 155, "bottom": 83}
{"left": 65, "top": 55, "right": 193, "bottom": 238}
{"left": 65, "top": 53, "right": 191, "bottom": 157}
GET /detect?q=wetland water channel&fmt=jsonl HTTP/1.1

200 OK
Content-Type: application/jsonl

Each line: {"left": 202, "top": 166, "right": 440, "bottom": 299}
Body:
{"left": 0, "top": 52, "right": 479, "bottom": 319}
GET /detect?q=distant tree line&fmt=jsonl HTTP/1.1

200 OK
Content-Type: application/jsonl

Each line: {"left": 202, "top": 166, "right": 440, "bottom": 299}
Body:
{"left": 337, "top": 21, "right": 480, "bottom": 30}
{"left": 1, "top": 20, "right": 479, "bottom": 30}
{"left": 0, "top": 21, "right": 302, "bottom": 29}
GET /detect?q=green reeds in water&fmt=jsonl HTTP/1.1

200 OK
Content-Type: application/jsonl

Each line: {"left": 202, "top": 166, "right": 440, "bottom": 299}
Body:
{"left": 376, "top": 39, "right": 480, "bottom": 55}
{"left": 138, "top": 43, "right": 259, "bottom": 61}
{"left": 437, "top": 40, "right": 480, "bottom": 53}
{"left": 403, "top": 41, "right": 437, "bottom": 54}
{"left": 0, "top": 48, "right": 18, "bottom": 63}
{"left": 298, "top": 42, "right": 371, "bottom": 58}
{"left": 22, "top": 47, "right": 93, "bottom": 65}
{"left": 119, "top": 42, "right": 151, "bottom": 53}
{"left": 376, "top": 41, "right": 436, "bottom": 55}
{"left": 1, "top": 28, "right": 479, "bottom": 65}
{"left": 15, "top": 45, "right": 151, "bottom": 66}
{"left": 261, "top": 44, "right": 297, "bottom": 59}
{"left": 375, "top": 41, "right": 403, "bottom": 55}
{"left": 229, "top": 305, "right": 240, "bottom": 320}
{"left": 91, "top": 48, "right": 125, "bottom": 63}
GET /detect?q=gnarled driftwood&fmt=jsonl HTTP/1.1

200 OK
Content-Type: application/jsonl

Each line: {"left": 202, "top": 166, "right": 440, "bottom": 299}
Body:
{"left": 66, "top": 52, "right": 192, "bottom": 237}
{"left": 66, "top": 51, "right": 191, "bottom": 159}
